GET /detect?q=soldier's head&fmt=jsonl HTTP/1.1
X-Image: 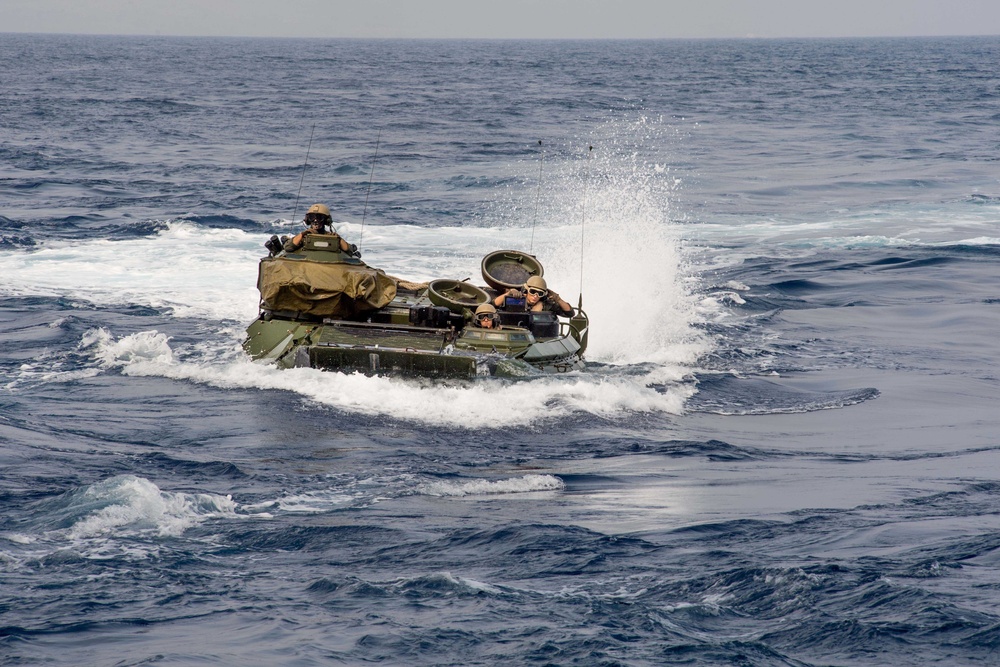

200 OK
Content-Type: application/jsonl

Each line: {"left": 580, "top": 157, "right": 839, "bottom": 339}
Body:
{"left": 474, "top": 302, "right": 498, "bottom": 328}
{"left": 523, "top": 275, "right": 548, "bottom": 305}
{"left": 304, "top": 203, "right": 332, "bottom": 232}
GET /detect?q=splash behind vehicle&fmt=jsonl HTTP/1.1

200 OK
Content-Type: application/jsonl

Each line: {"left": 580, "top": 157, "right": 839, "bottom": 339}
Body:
{"left": 242, "top": 235, "right": 589, "bottom": 378}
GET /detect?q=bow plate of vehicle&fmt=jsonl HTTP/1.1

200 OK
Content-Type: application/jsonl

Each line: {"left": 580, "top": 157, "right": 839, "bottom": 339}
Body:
{"left": 242, "top": 235, "right": 589, "bottom": 378}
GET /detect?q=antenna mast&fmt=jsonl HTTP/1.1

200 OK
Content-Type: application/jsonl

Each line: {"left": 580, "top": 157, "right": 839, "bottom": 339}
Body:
{"left": 530, "top": 139, "right": 543, "bottom": 254}
{"left": 579, "top": 145, "right": 593, "bottom": 301}
{"left": 290, "top": 123, "right": 316, "bottom": 225}
{"left": 358, "top": 129, "right": 381, "bottom": 251}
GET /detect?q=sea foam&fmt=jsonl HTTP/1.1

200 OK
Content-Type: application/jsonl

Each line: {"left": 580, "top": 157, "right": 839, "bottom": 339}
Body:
{"left": 58, "top": 475, "right": 238, "bottom": 539}
{"left": 83, "top": 327, "right": 695, "bottom": 426}
{"left": 420, "top": 474, "right": 565, "bottom": 497}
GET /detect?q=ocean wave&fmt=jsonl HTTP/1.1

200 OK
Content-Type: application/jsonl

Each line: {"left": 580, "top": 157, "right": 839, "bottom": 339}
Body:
{"left": 0, "top": 221, "right": 263, "bottom": 321}
{"left": 420, "top": 474, "right": 565, "bottom": 497}
{"left": 309, "top": 571, "right": 511, "bottom": 600}
{"left": 687, "top": 374, "right": 880, "bottom": 415}
{"left": 79, "top": 328, "right": 698, "bottom": 427}
{"left": 30, "top": 475, "right": 239, "bottom": 540}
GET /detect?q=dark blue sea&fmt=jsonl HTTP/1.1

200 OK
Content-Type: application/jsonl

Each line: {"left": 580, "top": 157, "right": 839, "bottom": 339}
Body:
{"left": 2, "top": 34, "right": 1000, "bottom": 666}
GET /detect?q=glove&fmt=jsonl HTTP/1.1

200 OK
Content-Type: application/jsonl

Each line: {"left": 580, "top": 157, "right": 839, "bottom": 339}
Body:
{"left": 546, "top": 290, "right": 560, "bottom": 303}
{"left": 346, "top": 243, "right": 361, "bottom": 258}
{"left": 506, "top": 288, "right": 523, "bottom": 299}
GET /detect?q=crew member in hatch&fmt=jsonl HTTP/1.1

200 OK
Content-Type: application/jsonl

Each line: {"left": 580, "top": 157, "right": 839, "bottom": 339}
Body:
{"left": 283, "top": 203, "right": 359, "bottom": 256}
{"left": 473, "top": 303, "right": 501, "bottom": 329}
{"left": 493, "top": 275, "right": 573, "bottom": 317}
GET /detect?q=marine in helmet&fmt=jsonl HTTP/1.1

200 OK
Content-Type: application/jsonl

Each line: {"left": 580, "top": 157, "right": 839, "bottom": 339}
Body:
{"left": 493, "top": 275, "right": 573, "bottom": 317}
{"left": 282, "top": 203, "right": 360, "bottom": 256}
{"left": 473, "top": 302, "right": 500, "bottom": 329}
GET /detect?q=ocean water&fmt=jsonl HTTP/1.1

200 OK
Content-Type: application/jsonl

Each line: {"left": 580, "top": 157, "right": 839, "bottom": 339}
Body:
{"left": 2, "top": 34, "right": 1000, "bottom": 666}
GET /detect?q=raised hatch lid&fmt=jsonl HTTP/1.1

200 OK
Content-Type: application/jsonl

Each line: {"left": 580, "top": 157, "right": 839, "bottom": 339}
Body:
{"left": 480, "top": 250, "right": 544, "bottom": 291}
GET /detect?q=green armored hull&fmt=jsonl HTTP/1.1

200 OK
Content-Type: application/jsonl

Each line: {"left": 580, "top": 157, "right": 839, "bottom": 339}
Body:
{"left": 242, "top": 237, "right": 589, "bottom": 379}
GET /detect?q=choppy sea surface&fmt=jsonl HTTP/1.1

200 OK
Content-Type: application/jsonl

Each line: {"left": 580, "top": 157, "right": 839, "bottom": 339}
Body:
{"left": 2, "top": 34, "right": 1000, "bottom": 666}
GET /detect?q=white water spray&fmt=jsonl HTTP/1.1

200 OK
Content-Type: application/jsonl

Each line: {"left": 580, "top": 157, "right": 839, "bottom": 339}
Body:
{"left": 5, "top": 117, "right": 714, "bottom": 426}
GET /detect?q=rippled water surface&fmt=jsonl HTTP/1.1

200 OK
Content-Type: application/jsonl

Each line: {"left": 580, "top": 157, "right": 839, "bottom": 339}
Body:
{"left": 2, "top": 35, "right": 1000, "bottom": 666}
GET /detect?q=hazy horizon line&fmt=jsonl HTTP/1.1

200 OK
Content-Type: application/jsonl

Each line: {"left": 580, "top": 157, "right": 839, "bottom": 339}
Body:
{"left": 5, "top": 30, "right": 1000, "bottom": 41}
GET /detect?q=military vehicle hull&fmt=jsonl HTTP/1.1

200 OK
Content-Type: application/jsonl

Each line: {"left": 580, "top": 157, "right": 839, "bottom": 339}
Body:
{"left": 242, "top": 238, "right": 588, "bottom": 379}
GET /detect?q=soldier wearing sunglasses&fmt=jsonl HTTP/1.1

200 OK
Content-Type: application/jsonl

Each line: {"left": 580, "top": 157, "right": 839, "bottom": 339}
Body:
{"left": 493, "top": 275, "right": 573, "bottom": 316}
{"left": 282, "top": 203, "right": 360, "bottom": 256}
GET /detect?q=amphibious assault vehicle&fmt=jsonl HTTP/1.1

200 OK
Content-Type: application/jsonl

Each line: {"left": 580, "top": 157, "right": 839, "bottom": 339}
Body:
{"left": 242, "top": 234, "right": 589, "bottom": 378}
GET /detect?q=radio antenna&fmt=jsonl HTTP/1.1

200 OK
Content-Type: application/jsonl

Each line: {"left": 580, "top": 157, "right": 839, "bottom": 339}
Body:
{"left": 358, "top": 128, "right": 381, "bottom": 251}
{"left": 290, "top": 123, "right": 316, "bottom": 226}
{"left": 529, "top": 139, "right": 543, "bottom": 254}
{"left": 579, "top": 145, "right": 593, "bottom": 299}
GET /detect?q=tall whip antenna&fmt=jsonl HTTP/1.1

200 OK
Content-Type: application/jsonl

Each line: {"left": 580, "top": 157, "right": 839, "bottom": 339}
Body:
{"left": 529, "top": 139, "right": 544, "bottom": 254}
{"left": 358, "top": 129, "right": 381, "bottom": 251}
{"left": 579, "top": 145, "right": 593, "bottom": 301}
{"left": 290, "top": 123, "right": 316, "bottom": 225}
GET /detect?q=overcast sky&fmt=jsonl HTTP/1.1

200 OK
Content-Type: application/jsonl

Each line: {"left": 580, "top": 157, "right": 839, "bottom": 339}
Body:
{"left": 5, "top": 0, "right": 1000, "bottom": 39}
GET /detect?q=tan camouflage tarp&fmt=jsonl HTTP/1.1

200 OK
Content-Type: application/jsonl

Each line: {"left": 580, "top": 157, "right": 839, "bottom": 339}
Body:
{"left": 258, "top": 258, "right": 397, "bottom": 318}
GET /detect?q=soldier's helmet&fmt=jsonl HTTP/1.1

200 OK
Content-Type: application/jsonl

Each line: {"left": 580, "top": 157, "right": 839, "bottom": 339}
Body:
{"left": 524, "top": 275, "right": 548, "bottom": 292}
{"left": 306, "top": 203, "right": 331, "bottom": 217}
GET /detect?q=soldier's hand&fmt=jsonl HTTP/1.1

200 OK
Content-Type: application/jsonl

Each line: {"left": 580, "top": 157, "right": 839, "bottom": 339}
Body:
{"left": 507, "top": 288, "right": 523, "bottom": 298}
{"left": 547, "top": 290, "right": 560, "bottom": 303}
